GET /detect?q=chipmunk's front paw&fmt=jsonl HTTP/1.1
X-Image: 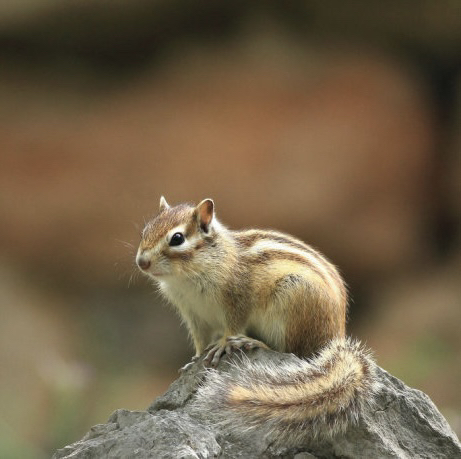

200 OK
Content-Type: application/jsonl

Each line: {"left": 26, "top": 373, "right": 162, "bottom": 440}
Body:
{"left": 203, "top": 335, "right": 269, "bottom": 367}
{"left": 203, "top": 341, "right": 226, "bottom": 368}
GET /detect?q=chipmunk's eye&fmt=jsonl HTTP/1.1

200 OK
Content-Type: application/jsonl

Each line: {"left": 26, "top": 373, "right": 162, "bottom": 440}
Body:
{"left": 169, "top": 232, "right": 185, "bottom": 246}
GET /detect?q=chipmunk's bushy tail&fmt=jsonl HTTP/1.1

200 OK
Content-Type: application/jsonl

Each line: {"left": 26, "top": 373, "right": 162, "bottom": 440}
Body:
{"left": 193, "top": 338, "right": 378, "bottom": 444}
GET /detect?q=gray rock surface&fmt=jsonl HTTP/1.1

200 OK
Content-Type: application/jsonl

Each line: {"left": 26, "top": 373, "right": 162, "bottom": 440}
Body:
{"left": 53, "top": 348, "right": 461, "bottom": 458}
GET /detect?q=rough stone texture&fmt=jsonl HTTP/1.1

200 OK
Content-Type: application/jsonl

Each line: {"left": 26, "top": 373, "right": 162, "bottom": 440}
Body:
{"left": 53, "top": 349, "right": 461, "bottom": 458}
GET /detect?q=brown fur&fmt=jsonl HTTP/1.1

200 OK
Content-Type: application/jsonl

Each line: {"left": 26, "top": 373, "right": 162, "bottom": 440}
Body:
{"left": 137, "top": 198, "right": 376, "bottom": 443}
{"left": 141, "top": 204, "right": 195, "bottom": 250}
{"left": 138, "top": 200, "right": 347, "bottom": 359}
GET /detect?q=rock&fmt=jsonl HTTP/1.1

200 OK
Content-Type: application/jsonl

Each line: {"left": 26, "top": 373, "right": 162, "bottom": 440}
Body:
{"left": 53, "top": 348, "right": 461, "bottom": 458}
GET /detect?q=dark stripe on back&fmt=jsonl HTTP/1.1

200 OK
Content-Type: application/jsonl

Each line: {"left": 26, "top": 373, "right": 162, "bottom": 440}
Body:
{"left": 235, "top": 230, "right": 344, "bottom": 287}
{"left": 243, "top": 250, "right": 327, "bottom": 282}
{"left": 236, "top": 231, "right": 321, "bottom": 259}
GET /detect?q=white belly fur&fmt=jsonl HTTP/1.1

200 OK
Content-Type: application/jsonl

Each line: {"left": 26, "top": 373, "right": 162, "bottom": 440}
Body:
{"left": 159, "top": 277, "right": 226, "bottom": 331}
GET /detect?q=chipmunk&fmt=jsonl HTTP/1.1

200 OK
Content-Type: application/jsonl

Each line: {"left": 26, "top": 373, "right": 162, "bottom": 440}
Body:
{"left": 136, "top": 197, "right": 377, "bottom": 442}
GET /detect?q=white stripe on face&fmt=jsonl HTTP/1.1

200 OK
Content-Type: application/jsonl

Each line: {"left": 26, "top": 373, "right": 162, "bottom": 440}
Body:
{"left": 166, "top": 225, "right": 201, "bottom": 252}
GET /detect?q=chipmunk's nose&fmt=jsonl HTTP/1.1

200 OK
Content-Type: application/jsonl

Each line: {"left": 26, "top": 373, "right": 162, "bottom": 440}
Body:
{"left": 136, "top": 254, "right": 151, "bottom": 271}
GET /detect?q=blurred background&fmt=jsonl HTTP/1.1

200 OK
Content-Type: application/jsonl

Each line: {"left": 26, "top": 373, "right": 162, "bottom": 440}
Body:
{"left": 0, "top": 1, "right": 460, "bottom": 457}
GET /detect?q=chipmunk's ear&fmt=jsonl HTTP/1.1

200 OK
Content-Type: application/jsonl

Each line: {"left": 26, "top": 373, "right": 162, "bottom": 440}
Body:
{"left": 159, "top": 196, "right": 170, "bottom": 212}
{"left": 196, "top": 199, "right": 214, "bottom": 233}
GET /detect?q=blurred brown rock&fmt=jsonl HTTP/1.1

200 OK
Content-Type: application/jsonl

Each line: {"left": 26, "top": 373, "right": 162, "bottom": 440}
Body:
{"left": 0, "top": 39, "right": 438, "bottom": 286}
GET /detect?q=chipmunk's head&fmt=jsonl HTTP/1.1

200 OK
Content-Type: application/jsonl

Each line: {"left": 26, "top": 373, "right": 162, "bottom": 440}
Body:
{"left": 136, "top": 196, "right": 218, "bottom": 279}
